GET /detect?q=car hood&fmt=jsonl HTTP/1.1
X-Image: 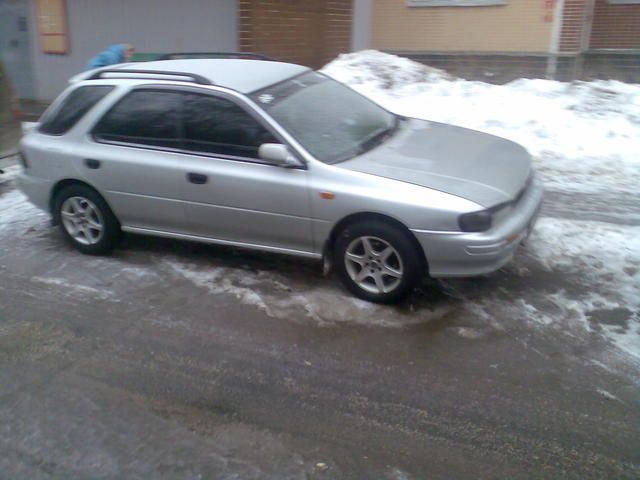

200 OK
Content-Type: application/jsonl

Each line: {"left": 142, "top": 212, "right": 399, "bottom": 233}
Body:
{"left": 339, "top": 119, "right": 532, "bottom": 208}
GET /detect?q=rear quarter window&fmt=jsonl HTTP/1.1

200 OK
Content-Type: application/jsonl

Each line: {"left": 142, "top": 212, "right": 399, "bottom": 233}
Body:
{"left": 39, "top": 85, "right": 115, "bottom": 135}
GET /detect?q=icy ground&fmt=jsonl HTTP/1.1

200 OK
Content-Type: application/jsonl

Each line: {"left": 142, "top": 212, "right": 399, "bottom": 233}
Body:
{"left": 2, "top": 51, "right": 639, "bottom": 372}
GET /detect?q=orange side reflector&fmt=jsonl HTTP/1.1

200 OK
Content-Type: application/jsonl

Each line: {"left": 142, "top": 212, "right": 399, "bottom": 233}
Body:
{"left": 506, "top": 232, "right": 520, "bottom": 243}
{"left": 319, "top": 192, "right": 335, "bottom": 200}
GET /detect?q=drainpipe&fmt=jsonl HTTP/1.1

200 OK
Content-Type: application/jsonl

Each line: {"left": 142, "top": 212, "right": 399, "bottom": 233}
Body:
{"left": 546, "top": 0, "right": 565, "bottom": 79}
{"left": 351, "top": 0, "right": 372, "bottom": 51}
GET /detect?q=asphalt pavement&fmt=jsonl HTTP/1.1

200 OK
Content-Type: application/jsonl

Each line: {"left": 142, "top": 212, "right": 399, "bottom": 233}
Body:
{"left": 0, "top": 172, "right": 638, "bottom": 479}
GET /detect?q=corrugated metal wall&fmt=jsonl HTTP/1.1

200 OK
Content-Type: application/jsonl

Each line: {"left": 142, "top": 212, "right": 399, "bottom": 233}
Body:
{"left": 28, "top": 0, "right": 238, "bottom": 101}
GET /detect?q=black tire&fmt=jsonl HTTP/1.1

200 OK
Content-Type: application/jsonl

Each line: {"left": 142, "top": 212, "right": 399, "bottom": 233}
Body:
{"left": 53, "top": 184, "right": 120, "bottom": 255}
{"left": 334, "top": 220, "right": 422, "bottom": 304}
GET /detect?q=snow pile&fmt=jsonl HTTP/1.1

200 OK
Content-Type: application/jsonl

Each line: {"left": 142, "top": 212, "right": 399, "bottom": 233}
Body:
{"left": 324, "top": 50, "right": 453, "bottom": 90}
{"left": 323, "top": 51, "right": 640, "bottom": 194}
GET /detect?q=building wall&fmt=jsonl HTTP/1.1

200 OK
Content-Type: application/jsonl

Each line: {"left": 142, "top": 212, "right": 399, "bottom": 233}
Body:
{"left": 27, "top": 0, "right": 238, "bottom": 101}
{"left": 371, "top": 0, "right": 554, "bottom": 53}
{"left": 590, "top": 0, "right": 640, "bottom": 49}
{"left": 239, "top": 0, "right": 353, "bottom": 68}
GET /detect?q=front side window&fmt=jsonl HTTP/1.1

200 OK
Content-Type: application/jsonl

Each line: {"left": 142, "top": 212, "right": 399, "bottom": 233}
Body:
{"left": 182, "top": 93, "right": 276, "bottom": 159}
{"left": 39, "top": 85, "right": 114, "bottom": 135}
{"left": 251, "top": 72, "right": 396, "bottom": 164}
{"left": 92, "top": 90, "right": 181, "bottom": 149}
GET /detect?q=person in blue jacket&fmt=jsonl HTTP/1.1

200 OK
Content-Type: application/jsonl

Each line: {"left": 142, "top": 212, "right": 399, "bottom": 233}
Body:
{"left": 85, "top": 44, "right": 135, "bottom": 71}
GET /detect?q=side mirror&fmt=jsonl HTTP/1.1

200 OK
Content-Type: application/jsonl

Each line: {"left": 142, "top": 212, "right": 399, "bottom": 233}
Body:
{"left": 258, "top": 143, "right": 302, "bottom": 168}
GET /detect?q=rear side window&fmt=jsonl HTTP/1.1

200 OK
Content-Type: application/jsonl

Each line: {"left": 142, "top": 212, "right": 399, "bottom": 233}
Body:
{"left": 92, "top": 90, "right": 181, "bottom": 149}
{"left": 182, "top": 93, "right": 276, "bottom": 159}
{"left": 39, "top": 85, "right": 114, "bottom": 135}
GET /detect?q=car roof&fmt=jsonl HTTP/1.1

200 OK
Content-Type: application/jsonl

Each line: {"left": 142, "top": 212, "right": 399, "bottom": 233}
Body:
{"left": 77, "top": 59, "right": 311, "bottom": 94}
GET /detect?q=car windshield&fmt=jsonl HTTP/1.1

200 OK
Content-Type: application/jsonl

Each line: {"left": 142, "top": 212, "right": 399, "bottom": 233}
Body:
{"left": 251, "top": 72, "right": 397, "bottom": 164}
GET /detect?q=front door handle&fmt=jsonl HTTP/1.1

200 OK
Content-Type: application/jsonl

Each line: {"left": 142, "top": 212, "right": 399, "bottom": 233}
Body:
{"left": 187, "top": 172, "right": 208, "bottom": 184}
{"left": 84, "top": 158, "right": 101, "bottom": 169}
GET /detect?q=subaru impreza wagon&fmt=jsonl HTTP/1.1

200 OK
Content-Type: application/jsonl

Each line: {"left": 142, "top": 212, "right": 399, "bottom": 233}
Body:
{"left": 18, "top": 59, "right": 543, "bottom": 303}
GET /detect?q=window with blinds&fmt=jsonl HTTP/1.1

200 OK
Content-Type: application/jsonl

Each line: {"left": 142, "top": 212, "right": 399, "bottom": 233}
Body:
{"left": 35, "top": 0, "right": 69, "bottom": 54}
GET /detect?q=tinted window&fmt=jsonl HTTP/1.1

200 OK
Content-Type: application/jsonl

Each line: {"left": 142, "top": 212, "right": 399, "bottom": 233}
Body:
{"left": 93, "top": 90, "right": 181, "bottom": 149}
{"left": 39, "top": 85, "right": 114, "bottom": 135}
{"left": 182, "top": 93, "right": 276, "bottom": 159}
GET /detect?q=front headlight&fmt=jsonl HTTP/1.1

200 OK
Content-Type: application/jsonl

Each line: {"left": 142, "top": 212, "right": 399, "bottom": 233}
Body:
{"left": 459, "top": 210, "right": 492, "bottom": 232}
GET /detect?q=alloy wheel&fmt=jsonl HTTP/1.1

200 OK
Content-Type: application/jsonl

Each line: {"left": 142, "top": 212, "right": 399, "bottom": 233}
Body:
{"left": 344, "top": 236, "right": 404, "bottom": 294}
{"left": 60, "top": 196, "right": 105, "bottom": 245}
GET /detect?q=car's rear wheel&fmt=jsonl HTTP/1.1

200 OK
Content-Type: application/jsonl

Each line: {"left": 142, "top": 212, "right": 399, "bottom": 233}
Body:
{"left": 54, "top": 185, "right": 120, "bottom": 254}
{"left": 334, "top": 220, "right": 422, "bottom": 303}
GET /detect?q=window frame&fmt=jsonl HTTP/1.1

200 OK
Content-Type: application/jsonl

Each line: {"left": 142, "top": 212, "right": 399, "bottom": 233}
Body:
{"left": 90, "top": 85, "right": 304, "bottom": 168}
{"left": 90, "top": 87, "right": 183, "bottom": 151}
{"left": 179, "top": 90, "right": 286, "bottom": 165}
{"left": 407, "top": 0, "right": 506, "bottom": 6}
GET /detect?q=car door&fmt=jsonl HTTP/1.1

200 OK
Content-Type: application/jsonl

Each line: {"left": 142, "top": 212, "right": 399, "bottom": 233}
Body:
{"left": 178, "top": 91, "right": 313, "bottom": 254}
{"left": 81, "top": 88, "right": 187, "bottom": 233}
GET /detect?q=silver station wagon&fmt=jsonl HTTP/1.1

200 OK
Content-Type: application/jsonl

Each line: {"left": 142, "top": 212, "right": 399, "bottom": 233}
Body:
{"left": 18, "top": 59, "right": 543, "bottom": 303}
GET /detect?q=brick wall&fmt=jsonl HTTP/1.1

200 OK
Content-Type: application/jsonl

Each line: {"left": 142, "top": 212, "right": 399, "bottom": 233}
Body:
{"left": 324, "top": 1, "right": 353, "bottom": 64}
{"left": 590, "top": 0, "right": 640, "bottom": 49}
{"left": 238, "top": 0, "right": 352, "bottom": 69}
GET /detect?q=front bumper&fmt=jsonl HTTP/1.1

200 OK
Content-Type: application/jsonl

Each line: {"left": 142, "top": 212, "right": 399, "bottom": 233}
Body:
{"left": 412, "top": 177, "right": 544, "bottom": 277}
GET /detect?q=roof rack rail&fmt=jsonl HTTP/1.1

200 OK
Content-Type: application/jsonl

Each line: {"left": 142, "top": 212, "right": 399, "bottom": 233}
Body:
{"left": 156, "top": 52, "right": 275, "bottom": 61}
{"left": 87, "top": 69, "right": 213, "bottom": 85}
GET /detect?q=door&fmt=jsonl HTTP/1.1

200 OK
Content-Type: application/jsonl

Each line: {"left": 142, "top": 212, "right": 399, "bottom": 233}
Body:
{"left": 0, "top": 0, "right": 35, "bottom": 99}
{"left": 83, "top": 89, "right": 187, "bottom": 233}
{"left": 178, "top": 92, "right": 313, "bottom": 254}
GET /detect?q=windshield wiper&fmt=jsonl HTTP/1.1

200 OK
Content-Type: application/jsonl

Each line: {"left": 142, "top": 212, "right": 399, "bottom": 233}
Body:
{"left": 327, "top": 116, "right": 401, "bottom": 165}
{"left": 357, "top": 117, "right": 399, "bottom": 154}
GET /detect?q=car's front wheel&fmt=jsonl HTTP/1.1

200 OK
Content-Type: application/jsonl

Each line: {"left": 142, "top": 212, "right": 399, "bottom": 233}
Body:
{"left": 54, "top": 185, "right": 120, "bottom": 254}
{"left": 334, "top": 220, "right": 422, "bottom": 303}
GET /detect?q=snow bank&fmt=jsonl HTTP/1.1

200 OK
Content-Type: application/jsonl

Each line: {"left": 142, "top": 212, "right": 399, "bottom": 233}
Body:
{"left": 323, "top": 51, "right": 640, "bottom": 194}
{"left": 321, "top": 50, "right": 453, "bottom": 90}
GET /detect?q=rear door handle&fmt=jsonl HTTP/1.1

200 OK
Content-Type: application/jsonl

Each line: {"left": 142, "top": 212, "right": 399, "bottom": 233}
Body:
{"left": 187, "top": 172, "right": 208, "bottom": 184}
{"left": 84, "top": 158, "right": 101, "bottom": 169}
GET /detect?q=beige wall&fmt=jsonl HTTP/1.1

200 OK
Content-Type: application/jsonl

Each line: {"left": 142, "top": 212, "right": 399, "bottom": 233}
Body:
{"left": 371, "top": 0, "right": 554, "bottom": 53}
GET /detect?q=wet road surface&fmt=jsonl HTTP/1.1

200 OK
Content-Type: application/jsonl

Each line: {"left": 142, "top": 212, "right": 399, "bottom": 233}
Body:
{"left": 0, "top": 173, "right": 639, "bottom": 479}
